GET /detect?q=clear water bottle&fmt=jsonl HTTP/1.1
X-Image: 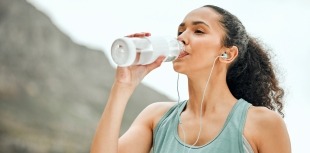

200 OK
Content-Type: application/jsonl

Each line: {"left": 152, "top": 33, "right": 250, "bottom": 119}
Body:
{"left": 111, "top": 36, "right": 184, "bottom": 67}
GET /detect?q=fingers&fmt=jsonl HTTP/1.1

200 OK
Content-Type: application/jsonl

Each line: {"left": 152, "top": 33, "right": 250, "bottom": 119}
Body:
{"left": 126, "top": 32, "right": 151, "bottom": 38}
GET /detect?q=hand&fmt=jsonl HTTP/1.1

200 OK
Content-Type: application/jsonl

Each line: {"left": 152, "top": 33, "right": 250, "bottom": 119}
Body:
{"left": 115, "top": 56, "right": 165, "bottom": 87}
{"left": 126, "top": 32, "right": 151, "bottom": 38}
{"left": 114, "top": 32, "right": 165, "bottom": 87}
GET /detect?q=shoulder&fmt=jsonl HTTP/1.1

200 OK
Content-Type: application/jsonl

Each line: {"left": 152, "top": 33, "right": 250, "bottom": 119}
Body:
{"left": 136, "top": 101, "right": 178, "bottom": 128}
{"left": 244, "top": 106, "right": 291, "bottom": 152}
{"left": 247, "top": 106, "right": 284, "bottom": 128}
{"left": 246, "top": 107, "right": 287, "bottom": 136}
{"left": 142, "top": 101, "right": 177, "bottom": 116}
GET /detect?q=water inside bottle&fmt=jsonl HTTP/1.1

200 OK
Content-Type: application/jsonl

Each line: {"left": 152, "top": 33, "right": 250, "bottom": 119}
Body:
{"left": 137, "top": 49, "right": 154, "bottom": 65}
{"left": 111, "top": 36, "right": 184, "bottom": 66}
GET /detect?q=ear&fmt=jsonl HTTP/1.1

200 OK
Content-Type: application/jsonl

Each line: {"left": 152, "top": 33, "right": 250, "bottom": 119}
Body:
{"left": 219, "top": 46, "right": 238, "bottom": 64}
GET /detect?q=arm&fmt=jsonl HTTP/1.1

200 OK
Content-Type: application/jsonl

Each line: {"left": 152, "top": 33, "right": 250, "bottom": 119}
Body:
{"left": 90, "top": 82, "right": 135, "bottom": 153}
{"left": 118, "top": 102, "right": 175, "bottom": 153}
{"left": 90, "top": 32, "right": 165, "bottom": 153}
{"left": 245, "top": 107, "right": 291, "bottom": 153}
{"left": 258, "top": 109, "right": 291, "bottom": 153}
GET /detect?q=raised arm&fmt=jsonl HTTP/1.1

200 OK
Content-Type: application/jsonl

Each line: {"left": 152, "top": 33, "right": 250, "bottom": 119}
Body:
{"left": 90, "top": 32, "right": 165, "bottom": 153}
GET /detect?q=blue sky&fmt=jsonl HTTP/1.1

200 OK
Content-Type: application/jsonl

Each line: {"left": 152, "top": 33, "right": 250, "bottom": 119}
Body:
{"left": 27, "top": 0, "right": 310, "bottom": 152}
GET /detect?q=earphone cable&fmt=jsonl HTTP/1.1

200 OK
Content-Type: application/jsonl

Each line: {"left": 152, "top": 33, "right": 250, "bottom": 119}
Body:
{"left": 187, "top": 56, "right": 220, "bottom": 153}
{"left": 176, "top": 73, "right": 187, "bottom": 153}
{"left": 176, "top": 56, "right": 221, "bottom": 153}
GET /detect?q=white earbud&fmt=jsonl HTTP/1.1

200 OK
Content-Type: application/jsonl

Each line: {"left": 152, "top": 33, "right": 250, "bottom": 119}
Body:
{"left": 220, "top": 52, "right": 228, "bottom": 59}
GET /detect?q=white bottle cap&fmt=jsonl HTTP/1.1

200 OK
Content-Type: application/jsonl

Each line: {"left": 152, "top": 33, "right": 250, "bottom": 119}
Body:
{"left": 111, "top": 37, "right": 136, "bottom": 67}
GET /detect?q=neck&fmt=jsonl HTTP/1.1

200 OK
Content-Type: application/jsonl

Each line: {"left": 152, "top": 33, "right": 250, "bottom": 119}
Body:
{"left": 186, "top": 68, "right": 236, "bottom": 117}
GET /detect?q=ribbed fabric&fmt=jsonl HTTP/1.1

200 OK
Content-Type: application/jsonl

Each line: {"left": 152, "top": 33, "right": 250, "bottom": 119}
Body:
{"left": 153, "top": 99, "right": 253, "bottom": 153}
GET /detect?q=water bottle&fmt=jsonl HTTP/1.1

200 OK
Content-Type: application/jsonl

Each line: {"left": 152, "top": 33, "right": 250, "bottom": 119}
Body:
{"left": 111, "top": 36, "right": 184, "bottom": 67}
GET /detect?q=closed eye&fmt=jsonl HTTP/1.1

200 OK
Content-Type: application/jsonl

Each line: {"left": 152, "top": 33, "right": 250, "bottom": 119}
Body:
{"left": 195, "top": 29, "right": 205, "bottom": 34}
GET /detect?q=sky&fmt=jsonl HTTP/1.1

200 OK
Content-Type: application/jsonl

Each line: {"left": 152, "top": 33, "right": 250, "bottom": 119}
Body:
{"left": 27, "top": 0, "right": 310, "bottom": 152}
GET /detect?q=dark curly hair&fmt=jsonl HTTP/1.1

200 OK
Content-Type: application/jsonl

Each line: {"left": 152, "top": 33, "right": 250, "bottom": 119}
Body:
{"left": 204, "top": 5, "right": 285, "bottom": 117}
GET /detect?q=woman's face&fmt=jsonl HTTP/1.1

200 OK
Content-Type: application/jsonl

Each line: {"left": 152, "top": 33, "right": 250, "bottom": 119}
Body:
{"left": 173, "top": 7, "right": 226, "bottom": 75}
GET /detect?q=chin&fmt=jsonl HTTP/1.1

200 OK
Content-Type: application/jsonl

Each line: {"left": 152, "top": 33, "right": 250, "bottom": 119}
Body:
{"left": 172, "top": 61, "right": 186, "bottom": 74}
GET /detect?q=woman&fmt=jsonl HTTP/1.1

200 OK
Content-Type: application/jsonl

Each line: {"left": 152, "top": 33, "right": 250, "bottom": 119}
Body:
{"left": 90, "top": 5, "right": 291, "bottom": 153}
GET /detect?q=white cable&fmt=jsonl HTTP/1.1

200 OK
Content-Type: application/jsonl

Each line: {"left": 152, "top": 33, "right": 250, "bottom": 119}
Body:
{"left": 176, "top": 73, "right": 187, "bottom": 153}
{"left": 177, "top": 73, "right": 181, "bottom": 114}
{"left": 186, "top": 56, "right": 220, "bottom": 153}
{"left": 176, "top": 56, "right": 220, "bottom": 153}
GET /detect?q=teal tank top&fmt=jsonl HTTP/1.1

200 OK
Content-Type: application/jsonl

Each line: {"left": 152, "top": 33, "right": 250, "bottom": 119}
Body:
{"left": 153, "top": 99, "right": 253, "bottom": 153}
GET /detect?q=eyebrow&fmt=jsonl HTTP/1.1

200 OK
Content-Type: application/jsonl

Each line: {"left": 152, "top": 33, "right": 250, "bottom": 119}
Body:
{"left": 179, "top": 21, "right": 210, "bottom": 28}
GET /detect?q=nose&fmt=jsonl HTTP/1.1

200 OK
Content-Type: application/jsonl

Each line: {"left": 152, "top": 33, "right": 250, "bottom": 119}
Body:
{"left": 177, "top": 33, "right": 188, "bottom": 45}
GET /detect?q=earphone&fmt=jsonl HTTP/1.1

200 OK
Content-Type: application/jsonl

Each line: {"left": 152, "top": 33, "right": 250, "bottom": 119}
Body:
{"left": 176, "top": 54, "right": 223, "bottom": 153}
{"left": 220, "top": 52, "right": 228, "bottom": 59}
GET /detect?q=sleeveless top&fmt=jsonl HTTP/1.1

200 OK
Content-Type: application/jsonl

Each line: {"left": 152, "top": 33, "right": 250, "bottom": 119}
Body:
{"left": 153, "top": 99, "right": 254, "bottom": 153}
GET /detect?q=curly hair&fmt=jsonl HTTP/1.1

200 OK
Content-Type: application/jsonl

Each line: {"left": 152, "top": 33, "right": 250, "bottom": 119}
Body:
{"left": 204, "top": 5, "right": 285, "bottom": 117}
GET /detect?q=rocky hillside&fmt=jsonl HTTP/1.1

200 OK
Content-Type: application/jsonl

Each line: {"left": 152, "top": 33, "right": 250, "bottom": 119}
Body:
{"left": 0, "top": 0, "right": 170, "bottom": 152}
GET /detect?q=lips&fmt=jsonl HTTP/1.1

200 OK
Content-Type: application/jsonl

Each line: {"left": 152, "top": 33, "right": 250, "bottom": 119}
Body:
{"left": 178, "top": 51, "right": 189, "bottom": 59}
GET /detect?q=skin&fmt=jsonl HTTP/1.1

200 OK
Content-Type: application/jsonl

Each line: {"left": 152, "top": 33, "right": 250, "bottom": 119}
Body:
{"left": 90, "top": 7, "right": 291, "bottom": 153}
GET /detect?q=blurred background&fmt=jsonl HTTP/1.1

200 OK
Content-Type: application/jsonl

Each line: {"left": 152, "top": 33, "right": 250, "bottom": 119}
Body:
{"left": 0, "top": 0, "right": 309, "bottom": 152}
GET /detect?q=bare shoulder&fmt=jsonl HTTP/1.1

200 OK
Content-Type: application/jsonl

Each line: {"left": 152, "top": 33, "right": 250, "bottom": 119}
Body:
{"left": 245, "top": 106, "right": 291, "bottom": 153}
{"left": 119, "top": 102, "right": 178, "bottom": 153}
{"left": 247, "top": 106, "right": 285, "bottom": 128}
{"left": 142, "top": 101, "right": 177, "bottom": 116}
{"left": 135, "top": 101, "right": 177, "bottom": 128}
